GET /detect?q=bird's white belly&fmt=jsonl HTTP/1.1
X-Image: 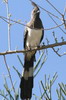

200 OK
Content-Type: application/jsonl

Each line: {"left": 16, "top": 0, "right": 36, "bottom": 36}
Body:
{"left": 26, "top": 28, "right": 42, "bottom": 47}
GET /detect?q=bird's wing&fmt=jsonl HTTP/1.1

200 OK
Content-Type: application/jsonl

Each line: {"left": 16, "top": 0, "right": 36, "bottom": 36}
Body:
{"left": 40, "top": 29, "right": 44, "bottom": 43}
{"left": 24, "top": 27, "right": 28, "bottom": 49}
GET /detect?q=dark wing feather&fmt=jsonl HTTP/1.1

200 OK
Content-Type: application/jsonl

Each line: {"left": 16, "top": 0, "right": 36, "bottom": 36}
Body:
{"left": 40, "top": 29, "right": 44, "bottom": 43}
{"left": 24, "top": 28, "right": 28, "bottom": 49}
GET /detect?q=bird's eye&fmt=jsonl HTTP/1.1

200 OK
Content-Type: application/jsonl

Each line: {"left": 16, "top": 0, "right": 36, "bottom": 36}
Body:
{"left": 34, "top": 10, "right": 40, "bottom": 13}
{"left": 34, "top": 10, "right": 36, "bottom": 13}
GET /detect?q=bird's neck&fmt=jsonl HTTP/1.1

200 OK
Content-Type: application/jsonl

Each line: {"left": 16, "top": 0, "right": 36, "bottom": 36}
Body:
{"left": 31, "top": 14, "right": 40, "bottom": 20}
{"left": 32, "top": 16, "right": 40, "bottom": 22}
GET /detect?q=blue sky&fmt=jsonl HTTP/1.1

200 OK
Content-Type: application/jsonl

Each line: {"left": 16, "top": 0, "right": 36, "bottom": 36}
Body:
{"left": 0, "top": 0, "right": 66, "bottom": 100}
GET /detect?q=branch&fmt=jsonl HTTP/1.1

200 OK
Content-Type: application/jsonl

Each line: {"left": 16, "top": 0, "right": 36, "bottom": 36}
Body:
{"left": 0, "top": 15, "right": 64, "bottom": 31}
{"left": 52, "top": 47, "right": 66, "bottom": 57}
{"left": 0, "top": 93, "right": 9, "bottom": 100}
{"left": 0, "top": 42, "right": 66, "bottom": 55}
{"left": 58, "top": 83, "right": 66, "bottom": 95}
{"left": 41, "top": 81, "right": 50, "bottom": 100}
{"left": 29, "top": 0, "right": 60, "bottom": 20}
{"left": 3, "top": 56, "right": 15, "bottom": 94}
{"left": 52, "top": 48, "right": 62, "bottom": 57}
{"left": 6, "top": 0, "right": 11, "bottom": 51}
{"left": 48, "top": 14, "right": 66, "bottom": 34}
{"left": 45, "top": 0, "right": 62, "bottom": 16}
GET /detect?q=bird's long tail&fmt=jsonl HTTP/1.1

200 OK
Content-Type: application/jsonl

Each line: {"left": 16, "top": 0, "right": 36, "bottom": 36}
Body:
{"left": 20, "top": 54, "right": 35, "bottom": 99}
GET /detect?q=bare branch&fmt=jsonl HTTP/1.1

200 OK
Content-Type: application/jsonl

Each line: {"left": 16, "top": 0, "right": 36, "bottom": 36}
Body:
{"left": 0, "top": 16, "right": 64, "bottom": 31}
{"left": 6, "top": 0, "right": 11, "bottom": 51}
{"left": 45, "top": 23, "right": 64, "bottom": 31}
{"left": 64, "top": 4, "right": 66, "bottom": 16}
{"left": 52, "top": 48, "right": 62, "bottom": 57}
{"left": 34, "top": 55, "right": 47, "bottom": 78}
{"left": 38, "top": 82, "right": 43, "bottom": 99}
{"left": 0, "top": 42, "right": 66, "bottom": 55}
{"left": 58, "top": 83, "right": 66, "bottom": 95}
{"left": 41, "top": 81, "right": 50, "bottom": 100}
{"left": 46, "top": 0, "right": 62, "bottom": 16}
{"left": 0, "top": 93, "right": 8, "bottom": 100}
{"left": 12, "top": 66, "right": 21, "bottom": 78}
{"left": 48, "top": 14, "right": 66, "bottom": 34}
{"left": 62, "top": 15, "right": 66, "bottom": 29}
{"left": 3, "top": 56, "right": 15, "bottom": 94}
{"left": 29, "top": 0, "right": 60, "bottom": 20}
{"left": 52, "top": 48, "right": 66, "bottom": 57}
{"left": 17, "top": 55, "right": 23, "bottom": 67}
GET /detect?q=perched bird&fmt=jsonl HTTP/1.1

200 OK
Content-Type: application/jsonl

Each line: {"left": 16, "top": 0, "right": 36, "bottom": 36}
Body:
{"left": 20, "top": 1, "right": 44, "bottom": 100}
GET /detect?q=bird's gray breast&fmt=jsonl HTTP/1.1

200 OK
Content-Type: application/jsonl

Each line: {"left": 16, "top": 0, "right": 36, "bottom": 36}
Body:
{"left": 26, "top": 28, "right": 42, "bottom": 48}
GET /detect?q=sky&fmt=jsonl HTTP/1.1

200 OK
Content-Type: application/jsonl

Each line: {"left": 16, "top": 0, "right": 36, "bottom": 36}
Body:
{"left": 0, "top": 0, "right": 66, "bottom": 100}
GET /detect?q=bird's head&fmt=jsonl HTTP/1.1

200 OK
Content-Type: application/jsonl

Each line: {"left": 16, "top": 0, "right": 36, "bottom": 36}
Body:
{"left": 31, "top": 7, "right": 40, "bottom": 17}
{"left": 30, "top": 1, "right": 40, "bottom": 19}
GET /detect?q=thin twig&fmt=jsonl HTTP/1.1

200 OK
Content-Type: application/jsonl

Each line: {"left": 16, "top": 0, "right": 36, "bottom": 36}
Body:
{"left": 52, "top": 48, "right": 66, "bottom": 57}
{"left": 45, "top": 23, "right": 64, "bottom": 30}
{"left": 50, "top": 72, "right": 58, "bottom": 86}
{"left": 0, "top": 16, "right": 64, "bottom": 31}
{"left": 0, "top": 17, "right": 9, "bottom": 24}
{"left": 34, "top": 51, "right": 44, "bottom": 73}
{"left": 0, "top": 93, "right": 9, "bottom": 100}
{"left": 6, "top": 0, "right": 11, "bottom": 51}
{"left": 49, "top": 81, "right": 52, "bottom": 100}
{"left": 62, "top": 15, "right": 66, "bottom": 29}
{"left": 17, "top": 55, "right": 23, "bottom": 67}
{"left": 3, "top": 56, "right": 15, "bottom": 94}
{"left": 46, "top": 0, "right": 62, "bottom": 16}
{"left": 48, "top": 14, "right": 66, "bottom": 34}
{"left": 29, "top": 0, "right": 60, "bottom": 20}
{"left": 34, "top": 56, "right": 47, "bottom": 77}
{"left": 0, "top": 42, "right": 66, "bottom": 55}
{"left": 59, "top": 83, "right": 66, "bottom": 95}
{"left": 52, "top": 48, "right": 62, "bottom": 57}
{"left": 12, "top": 66, "right": 21, "bottom": 78}
{"left": 4, "top": 84, "right": 14, "bottom": 100}
{"left": 41, "top": 81, "right": 50, "bottom": 100}
{"left": 64, "top": 5, "right": 66, "bottom": 16}
{"left": 39, "top": 82, "right": 43, "bottom": 100}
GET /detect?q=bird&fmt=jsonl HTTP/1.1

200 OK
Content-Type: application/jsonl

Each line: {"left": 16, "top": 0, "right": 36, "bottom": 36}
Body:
{"left": 20, "top": 1, "right": 44, "bottom": 100}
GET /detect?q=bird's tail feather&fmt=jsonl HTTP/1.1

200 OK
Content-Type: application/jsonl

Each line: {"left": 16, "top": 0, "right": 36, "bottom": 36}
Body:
{"left": 20, "top": 55, "right": 35, "bottom": 99}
